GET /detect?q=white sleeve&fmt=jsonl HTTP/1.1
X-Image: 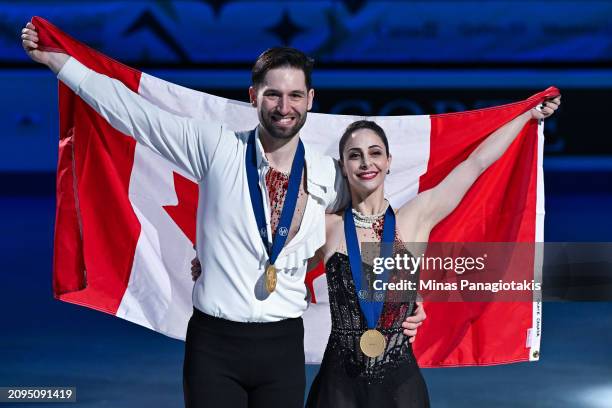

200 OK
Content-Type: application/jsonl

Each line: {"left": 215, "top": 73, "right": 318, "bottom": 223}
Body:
{"left": 57, "top": 57, "right": 222, "bottom": 181}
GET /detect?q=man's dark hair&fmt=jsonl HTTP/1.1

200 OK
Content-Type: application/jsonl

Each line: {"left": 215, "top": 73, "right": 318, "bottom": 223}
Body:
{"left": 251, "top": 47, "right": 314, "bottom": 89}
{"left": 339, "top": 120, "right": 390, "bottom": 161}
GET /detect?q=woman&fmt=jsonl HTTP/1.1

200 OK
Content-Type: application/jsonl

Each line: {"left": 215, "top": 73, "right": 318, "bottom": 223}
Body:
{"left": 305, "top": 98, "right": 559, "bottom": 407}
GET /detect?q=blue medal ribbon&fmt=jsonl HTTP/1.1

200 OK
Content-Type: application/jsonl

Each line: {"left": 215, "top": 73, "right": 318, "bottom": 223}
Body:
{"left": 344, "top": 203, "right": 396, "bottom": 329}
{"left": 246, "top": 130, "right": 305, "bottom": 266}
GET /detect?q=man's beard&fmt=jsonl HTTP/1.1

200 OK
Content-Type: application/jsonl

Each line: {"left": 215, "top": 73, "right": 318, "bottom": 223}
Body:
{"left": 260, "top": 111, "right": 307, "bottom": 140}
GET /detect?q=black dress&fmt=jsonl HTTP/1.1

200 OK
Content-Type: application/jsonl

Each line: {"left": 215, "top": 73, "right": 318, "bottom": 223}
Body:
{"left": 306, "top": 252, "right": 430, "bottom": 408}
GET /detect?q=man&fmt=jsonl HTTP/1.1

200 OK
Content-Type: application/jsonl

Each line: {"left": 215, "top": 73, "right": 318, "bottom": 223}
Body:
{"left": 22, "top": 21, "right": 424, "bottom": 408}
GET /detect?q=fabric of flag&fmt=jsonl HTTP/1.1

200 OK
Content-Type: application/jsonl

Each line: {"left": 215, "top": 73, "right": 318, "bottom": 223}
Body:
{"left": 34, "top": 16, "right": 558, "bottom": 367}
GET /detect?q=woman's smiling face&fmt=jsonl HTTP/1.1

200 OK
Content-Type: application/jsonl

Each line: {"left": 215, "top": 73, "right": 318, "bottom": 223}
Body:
{"left": 341, "top": 128, "right": 392, "bottom": 194}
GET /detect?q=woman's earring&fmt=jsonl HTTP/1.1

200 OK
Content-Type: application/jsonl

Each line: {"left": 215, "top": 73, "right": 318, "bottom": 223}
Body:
{"left": 387, "top": 169, "right": 390, "bottom": 175}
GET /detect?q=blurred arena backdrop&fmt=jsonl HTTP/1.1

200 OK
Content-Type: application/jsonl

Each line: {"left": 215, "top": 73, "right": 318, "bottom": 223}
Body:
{"left": 1, "top": 1, "right": 611, "bottom": 407}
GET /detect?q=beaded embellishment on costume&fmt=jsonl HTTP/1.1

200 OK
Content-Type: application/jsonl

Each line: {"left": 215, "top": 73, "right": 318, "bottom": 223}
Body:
{"left": 265, "top": 167, "right": 306, "bottom": 239}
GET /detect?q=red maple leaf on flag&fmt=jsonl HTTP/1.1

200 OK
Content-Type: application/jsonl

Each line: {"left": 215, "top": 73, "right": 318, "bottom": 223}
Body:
{"left": 163, "top": 172, "right": 199, "bottom": 246}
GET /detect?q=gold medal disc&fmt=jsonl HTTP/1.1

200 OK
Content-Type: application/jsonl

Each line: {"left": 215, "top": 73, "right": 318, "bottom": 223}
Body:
{"left": 265, "top": 264, "right": 277, "bottom": 293}
{"left": 360, "top": 329, "right": 386, "bottom": 358}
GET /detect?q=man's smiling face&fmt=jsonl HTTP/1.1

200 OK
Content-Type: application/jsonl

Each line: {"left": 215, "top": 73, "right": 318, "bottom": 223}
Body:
{"left": 250, "top": 66, "right": 314, "bottom": 140}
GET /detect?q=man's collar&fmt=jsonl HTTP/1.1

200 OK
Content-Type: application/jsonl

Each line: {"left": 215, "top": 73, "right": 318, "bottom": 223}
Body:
{"left": 251, "top": 127, "right": 333, "bottom": 191}
{"left": 253, "top": 127, "right": 268, "bottom": 170}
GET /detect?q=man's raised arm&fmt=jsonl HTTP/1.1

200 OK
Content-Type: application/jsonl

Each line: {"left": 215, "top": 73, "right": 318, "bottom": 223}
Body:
{"left": 22, "top": 21, "right": 222, "bottom": 181}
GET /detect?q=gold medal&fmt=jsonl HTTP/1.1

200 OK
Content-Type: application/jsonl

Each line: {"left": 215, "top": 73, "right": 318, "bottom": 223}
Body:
{"left": 265, "top": 264, "right": 277, "bottom": 293}
{"left": 360, "top": 329, "right": 386, "bottom": 358}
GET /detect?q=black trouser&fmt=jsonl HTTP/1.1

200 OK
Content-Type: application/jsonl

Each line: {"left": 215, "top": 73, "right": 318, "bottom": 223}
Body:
{"left": 183, "top": 308, "right": 306, "bottom": 408}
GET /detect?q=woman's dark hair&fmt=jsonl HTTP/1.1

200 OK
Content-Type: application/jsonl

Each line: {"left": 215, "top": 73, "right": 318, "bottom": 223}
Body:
{"left": 251, "top": 47, "right": 314, "bottom": 89}
{"left": 339, "top": 120, "right": 390, "bottom": 160}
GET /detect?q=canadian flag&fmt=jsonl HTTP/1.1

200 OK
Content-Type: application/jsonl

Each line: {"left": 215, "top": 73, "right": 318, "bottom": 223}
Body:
{"left": 36, "top": 16, "right": 558, "bottom": 367}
